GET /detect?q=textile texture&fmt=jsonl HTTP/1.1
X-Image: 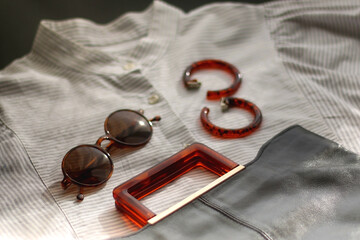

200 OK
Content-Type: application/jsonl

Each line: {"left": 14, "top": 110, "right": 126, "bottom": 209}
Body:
{"left": 0, "top": 0, "right": 359, "bottom": 239}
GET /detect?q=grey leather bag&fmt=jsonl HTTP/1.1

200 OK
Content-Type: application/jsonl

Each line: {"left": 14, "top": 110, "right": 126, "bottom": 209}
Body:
{"left": 119, "top": 125, "right": 360, "bottom": 240}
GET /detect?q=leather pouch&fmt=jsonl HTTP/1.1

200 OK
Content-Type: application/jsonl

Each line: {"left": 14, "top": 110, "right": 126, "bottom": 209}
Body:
{"left": 116, "top": 125, "right": 360, "bottom": 240}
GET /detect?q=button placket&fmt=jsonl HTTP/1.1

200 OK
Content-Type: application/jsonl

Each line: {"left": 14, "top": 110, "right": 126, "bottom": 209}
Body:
{"left": 122, "top": 61, "right": 137, "bottom": 71}
{"left": 148, "top": 94, "right": 160, "bottom": 105}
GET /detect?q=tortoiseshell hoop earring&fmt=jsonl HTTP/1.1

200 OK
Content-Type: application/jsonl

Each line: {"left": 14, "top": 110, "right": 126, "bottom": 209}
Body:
{"left": 183, "top": 59, "right": 242, "bottom": 100}
{"left": 200, "top": 97, "right": 262, "bottom": 138}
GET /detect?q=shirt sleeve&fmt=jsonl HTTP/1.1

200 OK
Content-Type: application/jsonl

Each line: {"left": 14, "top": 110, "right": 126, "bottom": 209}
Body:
{"left": 265, "top": 0, "right": 360, "bottom": 153}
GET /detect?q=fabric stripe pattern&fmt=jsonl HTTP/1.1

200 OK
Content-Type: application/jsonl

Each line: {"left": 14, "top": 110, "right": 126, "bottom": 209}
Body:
{"left": 265, "top": 0, "right": 360, "bottom": 153}
{"left": 1, "top": 0, "right": 357, "bottom": 239}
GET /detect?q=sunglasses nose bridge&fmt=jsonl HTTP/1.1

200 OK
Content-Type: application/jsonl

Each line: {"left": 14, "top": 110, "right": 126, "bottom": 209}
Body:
{"left": 96, "top": 134, "right": 111, "bottom": 146}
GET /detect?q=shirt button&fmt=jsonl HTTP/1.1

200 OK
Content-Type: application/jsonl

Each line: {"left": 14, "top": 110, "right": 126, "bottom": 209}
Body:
{"left": 148, "top": 94, "right": 160, "bottom": 104}
{"left": 122, "top": 62, "right": 136, "bottom": 71}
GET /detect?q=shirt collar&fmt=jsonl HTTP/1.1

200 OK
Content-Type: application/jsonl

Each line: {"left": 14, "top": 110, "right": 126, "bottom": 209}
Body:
{"left": 30, "top": 1, "right": 183, "bottom": 75}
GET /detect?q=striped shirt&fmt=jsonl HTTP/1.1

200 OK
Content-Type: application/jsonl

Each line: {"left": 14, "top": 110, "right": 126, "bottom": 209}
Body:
{"left": 0, "top": 0, "right": 359, "bottom": 239}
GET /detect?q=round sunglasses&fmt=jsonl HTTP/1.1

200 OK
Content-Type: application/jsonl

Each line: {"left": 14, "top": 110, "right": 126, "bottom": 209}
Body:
{"left": 61, "top": 109, "right": 160, "bottom": 201}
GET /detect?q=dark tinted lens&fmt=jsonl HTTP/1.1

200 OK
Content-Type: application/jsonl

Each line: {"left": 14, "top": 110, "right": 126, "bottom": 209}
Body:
{"left": 106, "top": 110, "right": 152, "bottom": 145}
{"left": 62, "top": 145, "right": 113, "bottom": 186}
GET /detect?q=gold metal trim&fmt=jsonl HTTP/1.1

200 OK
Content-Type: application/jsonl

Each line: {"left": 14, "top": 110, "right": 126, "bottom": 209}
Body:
{"left": 147, "top": 165, "right": 245, "bottom": 225}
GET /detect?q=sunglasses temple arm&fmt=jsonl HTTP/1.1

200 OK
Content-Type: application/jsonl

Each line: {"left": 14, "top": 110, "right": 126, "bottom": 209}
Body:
{"left": 77, "top": 187, "right": 84, "bottom": 201}
{"left": 61, "top": 177, "right": 72, "bottom": 189}
{"left": 149, "top": 116, "right": 161, "bottom": 123}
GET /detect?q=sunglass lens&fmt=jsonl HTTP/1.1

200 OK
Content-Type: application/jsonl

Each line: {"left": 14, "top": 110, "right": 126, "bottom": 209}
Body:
{"left": 106, "top": 110, "right": 152, "bottom": 145}
{"left": 62, "top": 145, "right": 113, "bottom": 186}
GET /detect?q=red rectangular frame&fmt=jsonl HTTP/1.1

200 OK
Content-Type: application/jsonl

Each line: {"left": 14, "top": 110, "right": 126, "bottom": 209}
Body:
{"left": 113, "top": 143, "right": 243, "bottom": 227}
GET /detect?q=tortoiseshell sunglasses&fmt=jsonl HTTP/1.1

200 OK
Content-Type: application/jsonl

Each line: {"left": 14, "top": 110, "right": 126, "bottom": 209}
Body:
{"left": 61, "top": 109, "right": 160, "bottom": 201}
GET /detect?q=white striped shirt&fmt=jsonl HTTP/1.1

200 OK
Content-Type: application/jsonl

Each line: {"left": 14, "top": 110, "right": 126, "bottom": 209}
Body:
{"left": 0, "top": 0, "right": 359, "bottom": 239}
